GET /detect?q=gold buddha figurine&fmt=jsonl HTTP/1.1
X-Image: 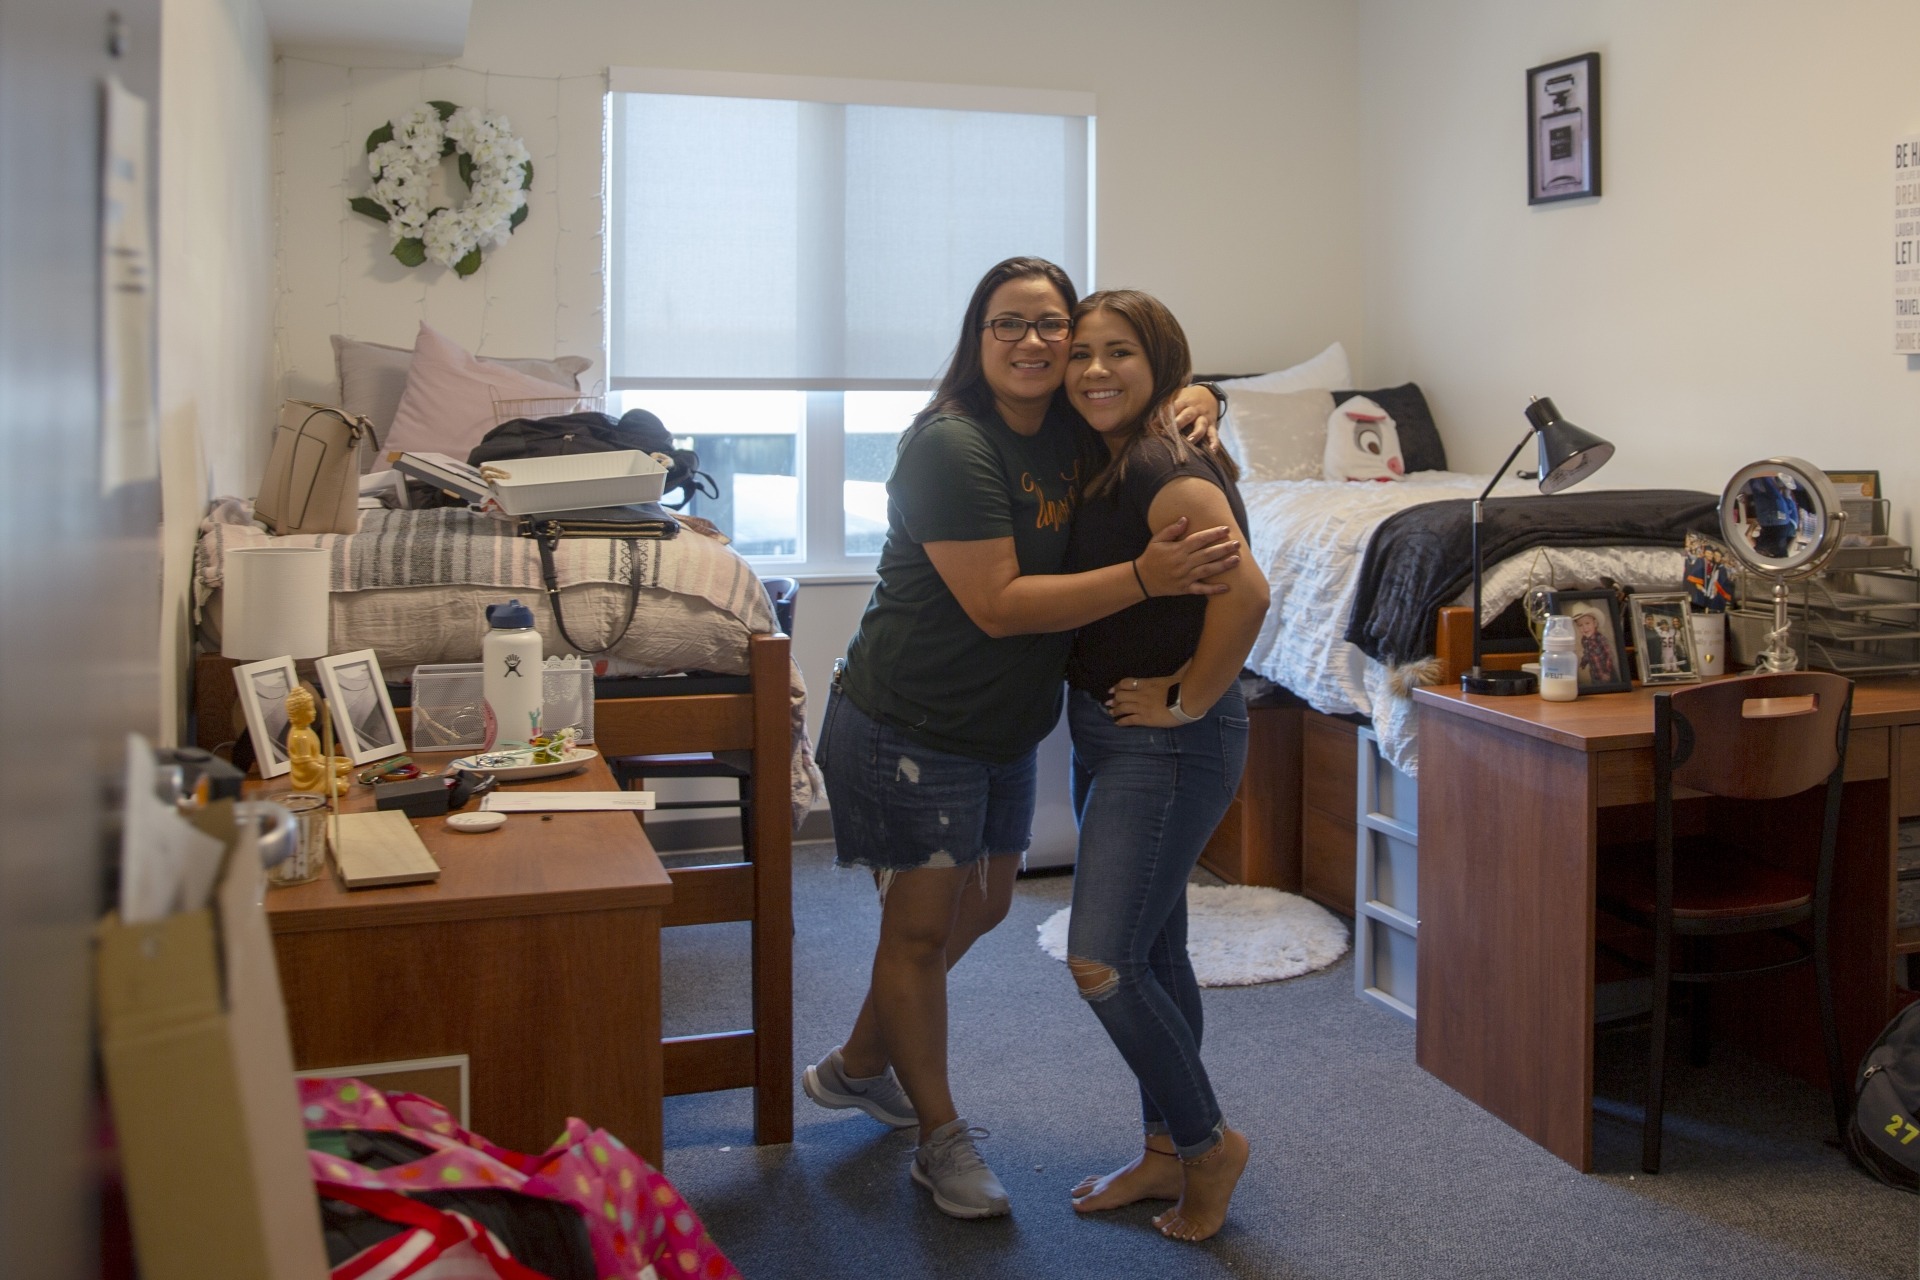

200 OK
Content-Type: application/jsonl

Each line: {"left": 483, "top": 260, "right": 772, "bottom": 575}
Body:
{"left": 285, "top": 684, "right": 352, "bottom": 794}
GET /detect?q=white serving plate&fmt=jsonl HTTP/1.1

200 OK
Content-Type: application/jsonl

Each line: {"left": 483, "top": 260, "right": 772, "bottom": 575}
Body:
{"left": 448, "top": 747, "right": 598, "bottom": 781}
{"left": 484, "top": 451, "right": 667, "bottom": 515}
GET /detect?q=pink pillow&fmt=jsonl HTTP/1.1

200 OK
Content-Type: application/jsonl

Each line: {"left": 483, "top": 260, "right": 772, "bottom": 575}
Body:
{"left": 384, "top": 322, "right": 582, "bottom": 459}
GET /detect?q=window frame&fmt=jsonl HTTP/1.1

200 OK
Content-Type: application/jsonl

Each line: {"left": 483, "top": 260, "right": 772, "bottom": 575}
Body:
{"left": 605, "top": 67, "right": 1096, "bottom": 574}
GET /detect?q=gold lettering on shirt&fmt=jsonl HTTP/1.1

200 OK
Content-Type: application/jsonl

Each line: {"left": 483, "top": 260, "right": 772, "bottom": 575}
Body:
{"left": 1022, "top": 459, "right": 1081, "bottom": 531}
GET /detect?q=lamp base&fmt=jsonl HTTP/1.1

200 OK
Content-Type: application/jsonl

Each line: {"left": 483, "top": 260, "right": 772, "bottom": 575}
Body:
{"left": 1461, "top": 669, "right": 1539, "bottom": 696}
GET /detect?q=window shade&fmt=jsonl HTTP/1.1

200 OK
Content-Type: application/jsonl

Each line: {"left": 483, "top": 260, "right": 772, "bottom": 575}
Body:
{"left": 608, "top": 91, "right": 1090, "bottom": 385}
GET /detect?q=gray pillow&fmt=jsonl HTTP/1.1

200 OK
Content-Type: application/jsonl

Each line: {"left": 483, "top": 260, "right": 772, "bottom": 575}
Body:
{"left": 331, "top": 334, "right": 591, "bottom": 457}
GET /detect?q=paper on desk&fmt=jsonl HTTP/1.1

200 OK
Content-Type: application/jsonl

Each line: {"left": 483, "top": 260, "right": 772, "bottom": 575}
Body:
{"left": 481, "top": 791, "right": 655, "bottom": 813}
{"left": 119, "top": 733, "right": 227, "bottom": 924}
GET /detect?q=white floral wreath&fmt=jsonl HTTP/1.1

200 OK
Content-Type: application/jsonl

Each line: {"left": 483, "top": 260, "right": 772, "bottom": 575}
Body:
{"left": 349, "top": 101, "right": 532, "bottom": 277}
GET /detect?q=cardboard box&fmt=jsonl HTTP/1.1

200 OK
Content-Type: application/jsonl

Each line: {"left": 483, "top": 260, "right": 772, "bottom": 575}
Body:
{"left": 95, "top": 802, "right": 328, "bottom": 1280}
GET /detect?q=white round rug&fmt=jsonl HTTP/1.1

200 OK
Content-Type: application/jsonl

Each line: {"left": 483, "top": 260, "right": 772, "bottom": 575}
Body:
{"left": 1036, "top": 884, "right": 1350, "bottom": 987}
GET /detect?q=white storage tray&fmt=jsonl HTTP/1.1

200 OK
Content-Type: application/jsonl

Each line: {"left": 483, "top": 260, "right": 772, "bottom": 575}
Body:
{"left": 483, "top": 450, "right": 667, "bottom": 515}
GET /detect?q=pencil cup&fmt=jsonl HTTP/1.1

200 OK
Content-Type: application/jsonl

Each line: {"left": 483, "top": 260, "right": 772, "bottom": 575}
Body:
{"left": 266, "top": 793, "right": 330, "bottom": 887}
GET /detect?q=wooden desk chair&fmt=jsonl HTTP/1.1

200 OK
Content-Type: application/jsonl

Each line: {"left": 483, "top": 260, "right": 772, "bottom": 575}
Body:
{"left": 609, "top": 576, "right": 798, "bottom": 851}
{"left": 1596, "top": 671, "right": 1854, "bottom": 1174}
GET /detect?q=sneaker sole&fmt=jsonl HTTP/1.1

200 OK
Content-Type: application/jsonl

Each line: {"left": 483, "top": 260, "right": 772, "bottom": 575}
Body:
{"left": 802, "top": 1064, "right": 918, "bottom": 1128}
{"left": 911, "top": 1160, "right": 1011, "bottom": 1219}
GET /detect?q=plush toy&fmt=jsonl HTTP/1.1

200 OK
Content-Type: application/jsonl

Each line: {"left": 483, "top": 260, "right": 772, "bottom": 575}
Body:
{"left": 1322, "top": 395, "right": 1406, "bottom": 482}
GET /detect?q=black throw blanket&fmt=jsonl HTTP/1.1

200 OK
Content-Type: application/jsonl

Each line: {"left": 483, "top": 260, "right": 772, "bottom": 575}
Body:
{"left": 1344, "top": 488, "right": 1720, "bottom": 666}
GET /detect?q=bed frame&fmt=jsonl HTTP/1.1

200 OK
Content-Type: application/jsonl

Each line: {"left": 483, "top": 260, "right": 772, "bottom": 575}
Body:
{"left": 1202, "top": 605, "right": 1537, "bottom": 911}
{"left": 191, "top": 630, "right": 796, "bottom": 1147}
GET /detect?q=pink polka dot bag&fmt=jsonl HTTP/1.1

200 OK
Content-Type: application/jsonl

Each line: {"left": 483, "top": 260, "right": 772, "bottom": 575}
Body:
{"left": 301, "top": 1077, "right": 741, "bottom": 1280}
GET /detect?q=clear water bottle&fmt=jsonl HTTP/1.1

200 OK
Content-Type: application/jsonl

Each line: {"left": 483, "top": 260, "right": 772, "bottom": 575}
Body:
{"left": 1539, "top": 614, "right": 1579, "bottom": 702}
{"left": 482, "top": 599, "right": 543, "bottom": 749}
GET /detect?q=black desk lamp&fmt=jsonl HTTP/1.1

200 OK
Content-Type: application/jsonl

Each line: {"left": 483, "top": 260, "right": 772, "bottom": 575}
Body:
{"left": 1461, "top": 396, "right": 1615, "bottom": 695}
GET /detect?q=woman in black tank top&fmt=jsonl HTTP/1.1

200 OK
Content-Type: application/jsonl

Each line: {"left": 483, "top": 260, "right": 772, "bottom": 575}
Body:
{"left": 1057, "top": 290, "right": 1270, "bottom": 1243}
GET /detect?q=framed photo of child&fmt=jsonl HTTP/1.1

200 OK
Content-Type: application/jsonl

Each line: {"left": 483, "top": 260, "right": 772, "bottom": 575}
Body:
{"left": 1547, "top": 589, "right": 1632, "bottom": 694}
{"left": 1629, "top": 594, "right": 1701, "bottom": 686}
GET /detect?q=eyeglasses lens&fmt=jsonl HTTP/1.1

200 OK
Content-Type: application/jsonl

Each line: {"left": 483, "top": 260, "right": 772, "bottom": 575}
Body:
{"left": 986, "top": 317, "right": 1070, "bottom": 342}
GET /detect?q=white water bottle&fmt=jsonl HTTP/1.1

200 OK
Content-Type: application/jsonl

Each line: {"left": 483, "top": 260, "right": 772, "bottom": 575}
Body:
{"left": 482, "top": 599, "right": 543, "bottom": 749}
{"left": 1539, "top": 614, "right": 1579, "bottom": 702}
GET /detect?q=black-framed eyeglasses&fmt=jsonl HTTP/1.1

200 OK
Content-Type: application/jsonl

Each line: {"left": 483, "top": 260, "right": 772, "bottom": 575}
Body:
{"left": 982, "top": 316, "right": 1071, "bottom": 343}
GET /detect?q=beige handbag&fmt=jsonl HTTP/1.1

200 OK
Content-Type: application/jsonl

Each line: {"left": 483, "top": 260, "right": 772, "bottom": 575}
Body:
{"left": 254, "top": 400, "right": 372, "bottom": 536}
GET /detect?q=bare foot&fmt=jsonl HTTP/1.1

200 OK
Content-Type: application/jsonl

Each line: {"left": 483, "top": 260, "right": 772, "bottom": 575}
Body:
{"left": 1070, "top": 1138, "right": 1181, "bottom": 1212}
{"left": 1153, "top": 1127, "right": 1250, "bottom": 1242}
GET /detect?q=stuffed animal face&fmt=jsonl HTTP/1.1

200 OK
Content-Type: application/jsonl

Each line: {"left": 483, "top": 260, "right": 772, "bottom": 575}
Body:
{"left": 1322, "top": 396, "right": 1406, "bottom": 482}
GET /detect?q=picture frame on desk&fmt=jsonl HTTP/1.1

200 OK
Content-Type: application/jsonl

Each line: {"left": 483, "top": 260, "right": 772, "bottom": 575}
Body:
{"left": 1547, "top": 589, "right": 1632, "bottom": 694}
{"left": 232, "top": 655, "right": 299, "bottom": 778}
{"left": 315, "top": 649, "right": 406, "bottom": 764}
{"left": 1629, "top": 593, "right": 1701, "bottom": 686}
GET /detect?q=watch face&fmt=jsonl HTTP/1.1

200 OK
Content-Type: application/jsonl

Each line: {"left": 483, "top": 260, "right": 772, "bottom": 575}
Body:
{"left": 1165, "top": 681, "right": 1182, "bottom": 707}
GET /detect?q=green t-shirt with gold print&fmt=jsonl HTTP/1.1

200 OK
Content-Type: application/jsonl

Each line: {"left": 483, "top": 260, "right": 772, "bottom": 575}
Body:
{"left": 839, "top": 407, "right": 1091, "bottom": 763}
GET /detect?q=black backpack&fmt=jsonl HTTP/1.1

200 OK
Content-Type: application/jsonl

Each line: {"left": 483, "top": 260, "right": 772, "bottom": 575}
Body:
{"left": 467, "top": 408, "right": 715, "bottom": 509}
{"left": 1849, "top": 999, "right": 1920, "bottom": 1192}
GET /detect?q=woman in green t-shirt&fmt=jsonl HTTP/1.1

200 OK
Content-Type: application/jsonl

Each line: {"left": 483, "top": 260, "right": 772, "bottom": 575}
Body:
{"left": 803, "top": 257, "right": 1235, "bottom": 1220}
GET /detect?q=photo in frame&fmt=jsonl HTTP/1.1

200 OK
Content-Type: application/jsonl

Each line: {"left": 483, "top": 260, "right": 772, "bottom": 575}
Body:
{"left": 232, "top": 655, "right": 300, "bottom": 779}
{"left": 1629, "top": 594, "right": 1701, "bottom": 686}
{"left": 1527, "top": 52, "right": 1601, "bottom": 205}
{"left": 315, "top": 649, "right": 406, "bottom": 764}
{"left": 1824, "top": 469, "right": 1885, "bottom": 536}
{"left": 1547, "top": 589, "right": 1632, "bottom": 694}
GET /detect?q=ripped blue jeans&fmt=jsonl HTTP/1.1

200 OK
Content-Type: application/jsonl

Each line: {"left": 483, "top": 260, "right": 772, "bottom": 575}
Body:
{"left": 1066, "top": 684, "right": 1248, "bottom": 1157}
{"left": 817, "top": 688, "right": 1037, "bottom": 887}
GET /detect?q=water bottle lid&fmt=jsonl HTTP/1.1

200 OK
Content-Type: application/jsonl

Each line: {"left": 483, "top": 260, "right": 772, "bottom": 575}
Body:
{"left": 485, "top": 599, "right": 536, "bottom": 630}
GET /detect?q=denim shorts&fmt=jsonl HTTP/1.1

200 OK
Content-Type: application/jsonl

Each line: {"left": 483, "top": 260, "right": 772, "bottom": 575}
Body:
{"left": 817, "top": 686, "right": 1037, "bottom": 875}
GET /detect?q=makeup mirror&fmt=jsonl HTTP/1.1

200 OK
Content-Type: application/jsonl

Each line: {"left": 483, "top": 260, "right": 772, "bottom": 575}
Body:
{"left": 1718, "top": 457, "right": 1846, "bottom": 672}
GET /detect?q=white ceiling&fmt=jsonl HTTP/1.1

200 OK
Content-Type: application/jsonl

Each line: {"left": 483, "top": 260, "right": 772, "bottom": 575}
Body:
{"left": 258, "top": 0, "right": 471, "bottom": 56}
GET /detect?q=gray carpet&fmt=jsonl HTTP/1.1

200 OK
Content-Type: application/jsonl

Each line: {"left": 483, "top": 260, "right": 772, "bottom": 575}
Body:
{"left": 655, "top": 841, "right": 1915, "bottom": 1278}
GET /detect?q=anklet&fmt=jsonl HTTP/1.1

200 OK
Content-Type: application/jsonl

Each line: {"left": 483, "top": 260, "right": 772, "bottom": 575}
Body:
{"left": 1181, "top": 1139, "right": 1229, "bottom": 1167}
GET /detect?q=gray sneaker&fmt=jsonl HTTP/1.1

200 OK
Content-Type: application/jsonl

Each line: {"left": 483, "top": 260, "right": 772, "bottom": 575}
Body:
{"left": 911, "top": 1118, "right": 1011, "bottom": 1219}
{"left": 802, "top": 1047, "right": 918, "bottom": 1128}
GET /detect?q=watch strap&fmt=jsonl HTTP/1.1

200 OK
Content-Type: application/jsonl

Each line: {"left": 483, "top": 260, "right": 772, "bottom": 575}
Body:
{"left": 1165, "top": 681, "right": 1202, "bottom": 724}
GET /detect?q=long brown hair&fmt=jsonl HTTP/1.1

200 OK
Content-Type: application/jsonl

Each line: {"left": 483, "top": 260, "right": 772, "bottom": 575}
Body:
{"left": 1073, "top": 289, "right": 1238, "bottom": 499}
{"left": 912, "top": 257, "right": 1079, "bottom": 431}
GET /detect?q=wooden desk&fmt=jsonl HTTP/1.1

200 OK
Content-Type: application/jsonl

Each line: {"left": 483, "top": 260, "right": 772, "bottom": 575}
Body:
{"left": 1411, "top": 678, "right": 1920, "bottom": 1171}
{"left": 261, "top": 755, "right": 674, "bottom": 1164}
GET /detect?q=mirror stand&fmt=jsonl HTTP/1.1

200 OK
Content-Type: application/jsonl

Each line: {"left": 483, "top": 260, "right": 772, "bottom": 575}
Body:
{"left": 1753, "top": 579, "right": 1800, "bottom": 673}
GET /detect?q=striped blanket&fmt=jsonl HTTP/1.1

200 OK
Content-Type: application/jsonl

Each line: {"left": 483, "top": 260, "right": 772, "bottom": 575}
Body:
{"left": 196, "top": 499, "right": 821, "bottom": 825}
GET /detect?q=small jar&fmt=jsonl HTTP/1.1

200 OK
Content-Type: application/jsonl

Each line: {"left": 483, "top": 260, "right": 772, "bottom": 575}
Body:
{"left": 265, "top": 793, "right": 330, "bottom": 887}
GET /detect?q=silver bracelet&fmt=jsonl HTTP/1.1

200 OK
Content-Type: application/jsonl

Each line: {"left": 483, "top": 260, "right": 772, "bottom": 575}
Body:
{"left": 1167, "top": 697, "right": 1203, "bottom": 724}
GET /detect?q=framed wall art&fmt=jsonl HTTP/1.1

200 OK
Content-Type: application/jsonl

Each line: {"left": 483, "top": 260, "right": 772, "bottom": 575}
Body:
{"left": 1547, "top": 589, "right": 1632, "bottom": 694}
{"left": 1629, "top": 593, "right": 1701, "bottom": 686}
{"left": 315, "top": 649, "right": 406, "bottom": 764}
{"left": 1528, "top": 52, "right": 1601, "bottom": 205}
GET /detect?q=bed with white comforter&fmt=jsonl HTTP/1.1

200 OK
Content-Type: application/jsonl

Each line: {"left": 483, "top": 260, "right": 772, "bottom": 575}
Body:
{"left": 1240, "top": 472, "right": 1685, "bottom": 775}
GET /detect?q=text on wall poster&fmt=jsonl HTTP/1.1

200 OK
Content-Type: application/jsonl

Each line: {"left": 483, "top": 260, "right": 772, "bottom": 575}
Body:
{"left": 1895, "top": 136, "right": 1920, "bottom": 354}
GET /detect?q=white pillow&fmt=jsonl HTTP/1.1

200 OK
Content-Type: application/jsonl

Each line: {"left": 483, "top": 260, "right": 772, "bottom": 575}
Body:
{"left": 1323, "top": 395, "right": 1406, "bottom": 482}
{"left": 1216, "top": 341, "right": 1352, "bottom": 397}
{"left": 1219, "top": 388, "right": 1336, "bottom": 483}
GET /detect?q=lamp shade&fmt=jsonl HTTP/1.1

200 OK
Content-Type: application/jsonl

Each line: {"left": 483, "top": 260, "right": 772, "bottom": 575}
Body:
{"left": 221, "top": 546, "right": 329, "bottom": 660}
{"left": 1524, "top": 396, "right": 1614, "bottom": 494}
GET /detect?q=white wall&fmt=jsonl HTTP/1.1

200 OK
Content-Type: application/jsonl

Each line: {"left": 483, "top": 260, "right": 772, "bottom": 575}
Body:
{"left": 158, "top": 0, "right": 277, "bottom": 742}
{"left": 274, "top": 56, "right": 607, "bottom": 405}
{"left": 1357, "top": 0, "right": 1920, "bottom": 538}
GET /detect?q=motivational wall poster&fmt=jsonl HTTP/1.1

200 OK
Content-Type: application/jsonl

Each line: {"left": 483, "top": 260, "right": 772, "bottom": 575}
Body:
{"left": 1895, "top": 135, "right": 1920, "bottom": 354}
